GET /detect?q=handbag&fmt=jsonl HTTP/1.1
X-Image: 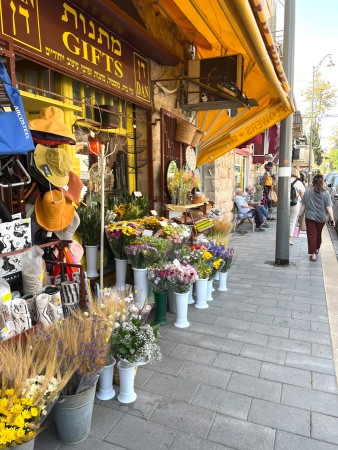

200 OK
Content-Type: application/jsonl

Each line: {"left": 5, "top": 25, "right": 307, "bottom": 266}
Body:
{"left": 0, "top": 61, "right": 34, "bottom": 155}
{"left": 293, "top": 225, "right": 300, "bottom": 238}
{"left": 268, "top": 189, "right": 278, "bottom": 202}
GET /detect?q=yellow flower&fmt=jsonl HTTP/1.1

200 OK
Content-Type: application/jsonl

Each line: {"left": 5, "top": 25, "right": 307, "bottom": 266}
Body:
{"left": 5, "top": 389, "right": 14, "bottom": 396}
{"left": 203, "top": 251, "right": 212, "bottom": 260}
{"left": 30, "top": 407, "right": 39, "bottom": 417}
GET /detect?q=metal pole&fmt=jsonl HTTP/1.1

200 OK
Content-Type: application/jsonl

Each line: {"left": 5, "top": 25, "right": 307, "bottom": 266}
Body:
{"left": 308, "top": 67, "right": 315, "bottom": 183}
{"left": 275, "top": 0, "right": 295, "bottom": 265}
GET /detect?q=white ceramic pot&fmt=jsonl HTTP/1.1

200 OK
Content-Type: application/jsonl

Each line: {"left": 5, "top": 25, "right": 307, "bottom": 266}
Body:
{"left": 132, "top": 267, "right": 148, "bottom": 307}
{"left": 117, "top": 362, "right": 137, "bottom": 404}
{"left": 214, "top": 271, "right": 220, "bottom": 281}
{"left": 115, "top": 258, "right": 128, "bottom": 289}
{"left": 194, "top": 278, "right": 209, "bottom": 309}
{"left": 174, "top": 291, "right": 190, "bottom": 328}
{"left": 96, "top": 357, "right": 116, "bottom": 401}
{"left": 218, "top": 271, "right": 228, "bottom": 291}
{"left": 188, "top": 283, "right": 194, "bottom": 304}
{"left": 206, "top": 279, "right": 213, "bottom": 301}
{"left": 85, "top": 245, "right": 99, "bottom": 278}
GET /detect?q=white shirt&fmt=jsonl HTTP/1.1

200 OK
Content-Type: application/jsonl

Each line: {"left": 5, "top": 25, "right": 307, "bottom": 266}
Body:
{"left": 291, "top": 177, "right": 306, "bottom": 204}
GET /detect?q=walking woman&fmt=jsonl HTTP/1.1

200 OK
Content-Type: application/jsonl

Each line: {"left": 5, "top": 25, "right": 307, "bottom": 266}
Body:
{"left": 289, "top": 167, "right": 305, "bottom": 245}
{"left": 299, "top": 174, "right": 335, "bottom": 262}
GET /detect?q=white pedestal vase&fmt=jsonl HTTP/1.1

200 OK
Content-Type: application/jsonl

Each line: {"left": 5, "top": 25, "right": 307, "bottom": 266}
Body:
{"left": 167, "top": 287, "right": 176, "bottom": 313}
{"left": 85, "top": 245, "right": 99, "bottom": 278}
{"left": 132, "top": 267, "right": 148, "bottom": 307}
{"left": 214, "top": 271, "right": 220, "bottom": 281}
{"left": 218, "top": 271, "right": 228, "bottom": 291}
{"left": 194, "top": 278, "right": 209, "bottom": 309}
{"left": 117, "top": 361, "right": 137, "bottom": 404}
{"left": 174, "top": 291, "right": 190, "bottom": 328}
{"left": 188, "top": 284, "right": 194, "bottom": 304}
{"left": 115, "top": 259, "right": 128, "bottom": 289}
{"left": 206, "top": 279, "right": 214, "bottom": 301}
{"left": 96, "top": 357, "right": 116, "bottom": 401}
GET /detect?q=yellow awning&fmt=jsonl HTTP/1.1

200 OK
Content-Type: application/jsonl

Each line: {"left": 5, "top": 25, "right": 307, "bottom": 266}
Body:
{"left": 159, "top": 0, "right": 294, "bottom": 167}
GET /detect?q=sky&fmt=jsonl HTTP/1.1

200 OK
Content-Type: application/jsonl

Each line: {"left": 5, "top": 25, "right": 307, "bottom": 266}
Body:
{"left": 276, "top": 0, "right": 338, "bottom": 149}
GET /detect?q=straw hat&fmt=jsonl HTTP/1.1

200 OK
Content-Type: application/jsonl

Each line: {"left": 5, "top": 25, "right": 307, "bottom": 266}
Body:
{"left": 54, "top": 211, "right": 80, "bottom": 241}
{"left": 62, "top": 171, "right": 83, "bottom": 205}
{"left": 29, "top": 106, "right": 75, "bottom": 141}
{"left": 35, "top": 189, "right": 74, "bottom": 232}
{"left": 34, "top": 145, "right": 71, "bottom": 187}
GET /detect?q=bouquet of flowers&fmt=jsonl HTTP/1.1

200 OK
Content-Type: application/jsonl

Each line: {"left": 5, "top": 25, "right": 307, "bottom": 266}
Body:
{"left": 147, "top": 264, "right": 171, "bottom": 292}
{"left": 193, "top": 258, "right": 212, "bottom": 280}
{"left": 220, "top": 246, "right": 235, "bottom": 273}
{"left": 155, "top": 223, "right": 191, "bottom": 246}
{"left": 105, "top": 221, "right": 143, "bottom": 259}
{"left": 206, "top": 242, "right": 227, "bottom": 278}
{"left": 111, "top": 317, "right": 162, "bottom": 366}
{"left": 106, "top": 194, "right": 151, "bottom": 221}
{"left": 125, "top": 236, "right": 173, "bottom": 268}
{"left": 167, "top": 263, "right": 199, "bottom": 293}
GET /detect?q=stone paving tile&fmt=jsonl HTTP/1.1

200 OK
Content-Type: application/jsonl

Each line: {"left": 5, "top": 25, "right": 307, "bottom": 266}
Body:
{"left": 237, "top": 311, "right": 274, "bottom": 324}
{"left": 150, "top": 399, "right": 215, "bottom": 439}
{"left": 158, "top": 339, "right": 177, "bottom": 356}
{"left": 134, "top": 367, "right": 154, "bottom": 389}
{"left": 275, "top": 430, "right": 338, "bottom": 450}
{"left": 90, "top": 405, "right": 123, "bottom": 438}
{"left": 226, "top": 372, "right": 282, "bottom": 403}
{"left": 289, "top": 329, "right": 332, "bottom": 345}
{"left": 63, "top": 436, "right": 125, "bottom": 449}
{"left": 240, "top": 343, "right": 286, "bottom": 365}
{"left": 169, "top": 342, "right": 218, "bottom": 365}
{"left": 312, "top": 413, "right": 338, "bottom": 445}
{"left": 312, "top": 373, "right": 338, "bottom": 394}
{"left": 185, "top": 309, "right": 217, "bottom": 324}
{"left": 276, "top": 300, "right": 311, "bottom": 312}
{"left": 226, "top": 329, "right": 269, "bottom": 346}
{"left": 35, "top": 420, "right": 62, "bottom": 450}
{"left": 267, "top": 335, "right": 311, "bottom": 354}
{"left": 105, "top": 414, "right": 176, "bottom": 449}
{"left": 249, "top": 322, "right": 290, "bottom": 338}
{"left": 192, "top": 384, "right": 251, "bottom": 420}
{"left": 208, "top": 414, "right": 275, "bottom": 450}
{"left": 285, "top": 352, "right": 335, "bottom": 375}
{"left": 213, "top": 315, "right": 252, "bottom": 331}
{"left": 257, "top": 306, "right": 292, "bottom": 318}
{"left": 272, "top": 316, "right": 311, "bottom": 331}
{"left": 259, "top": 361, "right": 311, "bottom": 389}
{"left": 147, "top": 354, "right": 186, "bottom": 376}
{"left": 311, "top": 322, "right": 331, "bottom": 334}
{"left": 212, "top": 352, "right": 262, "bottom": 377}
{"left": 312, "top": 343, "right": 334, "bottom": 359}
{"left": 312, "top": 304, "right": 331, "bottom": 314}
{"left": 244, "top": 296, "right": 278, "bottom": 307}
{"left": 292, "top": 310, "right": 329, "bottom": 323}
{"left": 178, "top": 360, "right": 231, "bottom": 390}
{"left": 205, "top": 305, "right": 240, "bottom": 318}
{"left": 248, "top": 398, "right": 310, "bottom": 436}
{"left": 160, "top": 327, "right": 204, "bottom": 345}
{"left": 142, "top": 371, "right": 199, "bottom": 403}
{"left": 294, "top": 295, "right": 326, "bottom": 305}
{"left": 187, "top": 320, "right": 230, "bottom": 338}
{"left": 281, "top": 384, "right": 338, "bottom": 417}
{"left": 198, "top": 334, "right": 243, "bottom": 355}
{"left": 170, "top": 432, "right": 233, "bottom": 450}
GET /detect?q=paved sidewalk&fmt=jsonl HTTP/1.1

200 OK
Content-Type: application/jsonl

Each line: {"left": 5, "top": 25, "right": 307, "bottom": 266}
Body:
{"left": 36, "top": 221, "right": 338, "bottom": 450}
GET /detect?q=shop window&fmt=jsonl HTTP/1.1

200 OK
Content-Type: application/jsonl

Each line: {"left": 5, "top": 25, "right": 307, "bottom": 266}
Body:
{"left": 27, "top": 70, "right": 39, "bottom": 94}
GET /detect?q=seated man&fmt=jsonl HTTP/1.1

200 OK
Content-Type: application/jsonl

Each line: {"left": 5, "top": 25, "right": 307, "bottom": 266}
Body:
{"left": 243, "top": 186, "right": 275, "bottom": 221}
{"left": 235, "top": 188, "right": 265, "bottom": 232}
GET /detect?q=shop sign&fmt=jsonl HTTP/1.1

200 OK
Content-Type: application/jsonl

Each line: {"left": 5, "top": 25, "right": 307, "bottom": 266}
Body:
{"left": 0, "top": 0, "right": 150, "bottom": 105}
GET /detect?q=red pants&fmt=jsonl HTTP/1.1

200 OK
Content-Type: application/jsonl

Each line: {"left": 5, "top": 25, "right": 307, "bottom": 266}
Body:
{"left": 305, "top": 218, "right": 325, "bottom": 254}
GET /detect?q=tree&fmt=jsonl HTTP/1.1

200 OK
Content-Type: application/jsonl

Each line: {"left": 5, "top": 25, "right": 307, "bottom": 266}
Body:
{"left": 301, "top": 74, "right": 337, "bottom": 166}
{"left": 329, "top": 124, "right": 338, "bottom": 148}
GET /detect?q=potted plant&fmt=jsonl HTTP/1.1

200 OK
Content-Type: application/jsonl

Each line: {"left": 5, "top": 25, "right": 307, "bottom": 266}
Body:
{"left": 193, "top": 258, "right": 212, "bottom": 309}
{"left": 218, "top": 246, "right": 235, "bottom": 292}
{"left": 147, "top": 264, "right": 171, "bottom": 325}
{"left": 111, "top": 317, "right": 162, "bottom": 403}
{"left": 76, "top": 205, "right": 101, "bottom": 277}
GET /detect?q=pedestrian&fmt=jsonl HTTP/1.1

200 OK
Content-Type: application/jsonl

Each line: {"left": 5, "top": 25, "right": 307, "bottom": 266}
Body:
{"left": 289, "top": 167, "right": 305, "bottom": 245}
{"left": 298, "top": 174, "right": 335, "bottom": 262}
{"left": 260, "top": 162, "right": 277, "bottom": 212}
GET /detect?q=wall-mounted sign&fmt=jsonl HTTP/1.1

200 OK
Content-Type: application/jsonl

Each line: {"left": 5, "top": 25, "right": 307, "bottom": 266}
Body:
{"left": 0, "top": 0, "right": 151, "bottom": 106}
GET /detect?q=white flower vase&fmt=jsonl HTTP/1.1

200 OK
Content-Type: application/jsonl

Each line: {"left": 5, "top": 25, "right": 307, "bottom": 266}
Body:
{"left": 218, "top": 271, "right": 228, "bottom": 291}
{"left": 132, "top": 267, "right": 148, "bottom": 307}
{"left": 214, "top": 271, "right": 220, "bottom": 281}
{"left": 174, "top": 291, "right": 190, "bottom": 328}
{"left": 188, "top": 283, "right": 194, "bottom": 304}
{"left": 85, "top": 245, "right": 99, "bottom": 278}
{"left": 195, "top": 278, "right": 209, "bottom": 309}
{"left": 96, "top": 357, "right": 116, "bottom": 401}
{"left": 167, "top": 287, "right": 176, "bottom": 313}
{"left": 115, "top": 259, "right": 128, "bottom": 288}
{"left": 117, "top": 361, "right": 137, "bottom": 404}
{"left": 206, "top": 279, "right": 214, "bottom": 301}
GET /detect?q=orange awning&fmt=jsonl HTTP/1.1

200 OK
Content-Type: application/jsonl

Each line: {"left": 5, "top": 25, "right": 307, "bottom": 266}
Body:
{"left": 159, "top": 0, "right": 294, "bottom": 167}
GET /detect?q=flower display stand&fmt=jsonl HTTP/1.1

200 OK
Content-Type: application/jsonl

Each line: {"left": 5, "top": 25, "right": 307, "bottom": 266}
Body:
{"left": 85, "top": 245, "right": 99, "bottom": 278}
{"left": 218, "top": 271, "right": 228, "bottom": 291}
{"left": 174, "top": 291, "right": 190, "bottom": 328}
{"left": 96, "top": 357, "right": 116, "bottom": 400}
{"left": 115, "top": 258, "right": 128, "bottom": 288}
{"left": 188, "top": 284, "right": 194, "bottom": 304}
{"left": 206, "top": 279, "right": 213, "bottom": 301}
{"left": 154, "top": 291, "right": 168, "bottom": 325}
{"left": 132, "top": 267, "right": 148, "bottom": 307}
{"left": 194, "top": 278, "right": 209, "bottom": 309}
{"left": 167, "top": 288, "right": 176, "bottom": 314}
{"left": 117, "top": 361, "right": 137, "bottom": 404}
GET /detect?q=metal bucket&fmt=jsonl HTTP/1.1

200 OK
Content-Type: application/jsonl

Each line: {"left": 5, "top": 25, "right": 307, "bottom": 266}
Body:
{"left": 53, "top": 384, "right": 96, "bottom": 445}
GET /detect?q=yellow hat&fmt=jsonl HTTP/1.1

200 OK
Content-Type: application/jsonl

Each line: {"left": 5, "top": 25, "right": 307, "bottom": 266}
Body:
{"left": 29, "top": 106, "right": 75, "bottom": 141}
{"left": 34, "top": 145, "right": 71, "bottom": 187}
{"left": 35, "top": 190, "right": 74, "bottom": 232}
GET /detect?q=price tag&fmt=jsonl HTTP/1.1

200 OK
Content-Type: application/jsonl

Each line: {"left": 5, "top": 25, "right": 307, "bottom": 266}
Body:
{"left": 159, "top": 220, "right": 167, "bottom": 227}
{"left": 134, "top": 191, "right": 142, "bottom": 197}
{"left": 150, "top": 210, "right": 158, "bottom": 216}
{"left": 171, "top": 222, "right": 178, "bottom": 228}
{"left": 143, "top": 229, "right": 153, "bottom": 237}
{"left": 173, "top": 259, "right": 181, "bottom": 267}
{"left": 90, "top": 130, "right": 95, "bottom": 138}
{"left": 2, "top": 292, "right": 11, "bottom": 302}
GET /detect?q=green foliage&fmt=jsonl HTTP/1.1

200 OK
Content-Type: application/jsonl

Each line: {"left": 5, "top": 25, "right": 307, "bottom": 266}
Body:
{"left": 106, "top": 193, "right": 151, "bottom": 221}
{"left": 76, "top": 205, "right": 101, "bottom": 246}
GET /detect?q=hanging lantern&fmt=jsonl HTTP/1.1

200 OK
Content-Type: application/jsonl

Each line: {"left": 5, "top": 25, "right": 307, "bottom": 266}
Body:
{"left": 88, "top": 138, "right": 102, "bottom": 155}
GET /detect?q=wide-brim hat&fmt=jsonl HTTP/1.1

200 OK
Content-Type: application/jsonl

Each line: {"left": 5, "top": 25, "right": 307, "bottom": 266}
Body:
{"left": 62, "top": 171, "right": 83, "bottom": 205}
{"left": 31, "top": 130, "right": 76, "bottom": 146}
{"left": 29, "top": 106, "right": 75, "bottom": 141}
{"left": 35, "top": 189, "right": 74, "bottom": 232}
{"left": 34, "top": 145, "right": 71, "bottom": 187}
{"left": 54, "top": 211, "right": 80, "bottom": 241}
